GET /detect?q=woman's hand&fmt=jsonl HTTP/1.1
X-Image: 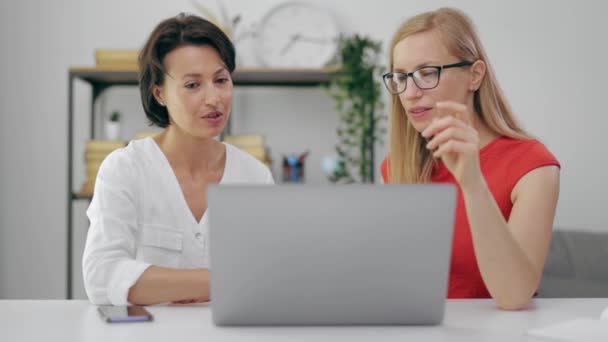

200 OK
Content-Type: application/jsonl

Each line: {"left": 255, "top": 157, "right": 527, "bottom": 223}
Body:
{"left": 171, "top": 296, "right": 209, "bottom": 305}
{"left": 422, "top": 101, "right": 483, "bottom": 189}
{"left": 128, "top": 267, "right": 211, "bottom": 305}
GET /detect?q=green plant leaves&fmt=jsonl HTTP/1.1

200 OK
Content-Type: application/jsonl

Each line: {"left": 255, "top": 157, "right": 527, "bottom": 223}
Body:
{"left": 325, "top": 34, "right": 385, "bottom": 183}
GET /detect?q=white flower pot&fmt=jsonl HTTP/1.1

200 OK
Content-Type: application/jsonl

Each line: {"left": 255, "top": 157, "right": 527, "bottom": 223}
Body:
{"left": 105, "top": 121, "right": 121, "bottom": 141}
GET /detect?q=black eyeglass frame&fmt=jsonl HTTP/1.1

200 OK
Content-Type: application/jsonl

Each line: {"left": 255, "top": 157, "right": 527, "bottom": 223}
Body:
{"left": 382, "top": 60, "right": 474, "bottom": 95}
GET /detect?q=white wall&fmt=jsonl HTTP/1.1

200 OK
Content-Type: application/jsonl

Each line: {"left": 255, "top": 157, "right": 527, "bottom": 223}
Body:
{"left": 1, "top": 0, "right": 607, "bottom": 299}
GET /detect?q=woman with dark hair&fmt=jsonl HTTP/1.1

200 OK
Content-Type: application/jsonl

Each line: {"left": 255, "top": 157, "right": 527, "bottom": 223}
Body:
{"left": 82, "top": 14, "right": 273, "bottom": 305}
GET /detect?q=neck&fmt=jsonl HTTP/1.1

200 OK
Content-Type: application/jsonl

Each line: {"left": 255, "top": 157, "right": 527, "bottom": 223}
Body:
{"left": 154, "top": 126, "right": 223, "bottom": 175}
{"left": 471, "top": 112, "right": 500, "bottom": 148}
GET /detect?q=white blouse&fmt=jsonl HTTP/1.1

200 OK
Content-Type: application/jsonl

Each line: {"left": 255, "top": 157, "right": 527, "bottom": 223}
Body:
{"left": 82, "top": 137, "right": 274, "bottom": 305}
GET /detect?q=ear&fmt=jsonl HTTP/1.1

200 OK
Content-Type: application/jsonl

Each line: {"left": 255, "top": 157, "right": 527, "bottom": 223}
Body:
{"left": 469, "top": 60, "right": 486, "bottom": 92}
{"left": 153, "top": 85, "right": 165, "bottom": 106}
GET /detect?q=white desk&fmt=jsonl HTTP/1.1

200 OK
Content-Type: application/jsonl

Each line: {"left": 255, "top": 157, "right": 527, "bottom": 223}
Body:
{"left": 1, "top": 299, "right": 606, "bottom": 341}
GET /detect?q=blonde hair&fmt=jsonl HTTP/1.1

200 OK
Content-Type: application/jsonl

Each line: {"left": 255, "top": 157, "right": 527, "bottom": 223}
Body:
{"left": 388, "top": 7, "right": 530, "bottom": 183}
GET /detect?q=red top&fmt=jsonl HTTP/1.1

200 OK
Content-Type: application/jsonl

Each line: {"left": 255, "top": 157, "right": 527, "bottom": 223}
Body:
{"left": 380, "top": 137, "right": 560, "bottom": 298}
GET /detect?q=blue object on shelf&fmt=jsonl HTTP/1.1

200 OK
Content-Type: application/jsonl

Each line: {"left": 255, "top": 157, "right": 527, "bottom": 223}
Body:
{"left": 282, "top": 151, "right": 309, "bottom": 183}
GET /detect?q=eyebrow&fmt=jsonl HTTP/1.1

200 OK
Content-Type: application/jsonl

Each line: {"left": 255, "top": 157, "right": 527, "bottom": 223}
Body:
{"left": 393, "top": 61, "right": 440, "bottom": 73}
{"left": 181, "top": 67, "right": 229, "bottom": 80}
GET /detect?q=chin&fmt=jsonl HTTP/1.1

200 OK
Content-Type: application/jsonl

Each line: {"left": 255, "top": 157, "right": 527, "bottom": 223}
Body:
{"left": 189, "top": 129, "right": 222, "bottom": 140}
{"left": 407, "top": 119, "right": 428, "bottom": 134}
{"left": 411, "top": 124, "right": 425, "bottom": 134}
{"left": 195, "top": 123, "right": 227, "bottom": 138}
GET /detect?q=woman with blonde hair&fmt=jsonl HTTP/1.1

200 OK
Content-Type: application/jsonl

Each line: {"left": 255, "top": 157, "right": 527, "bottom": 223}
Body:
{"left": 380, "top": 8, "right": 560, "bottom": 310}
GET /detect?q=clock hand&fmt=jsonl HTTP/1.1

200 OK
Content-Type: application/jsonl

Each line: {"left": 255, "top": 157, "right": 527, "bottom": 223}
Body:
{"left": 280, "top": 33, "right": 302, "bottom": 55}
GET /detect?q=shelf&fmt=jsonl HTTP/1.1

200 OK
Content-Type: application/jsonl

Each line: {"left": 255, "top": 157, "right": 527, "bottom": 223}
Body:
{"left": 66, "top": 64, "right": 342, "bottom": 299}
{"left": 69, "top": 66, "right": 335, "bottom": 87}
{"left": 72, "top": 192, "right": 93, "bottom": 200}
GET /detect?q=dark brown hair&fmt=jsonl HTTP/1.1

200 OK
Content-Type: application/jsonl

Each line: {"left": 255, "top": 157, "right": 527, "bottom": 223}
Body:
{"left": 139, "top": 13, "right": 235, "bottom": 127}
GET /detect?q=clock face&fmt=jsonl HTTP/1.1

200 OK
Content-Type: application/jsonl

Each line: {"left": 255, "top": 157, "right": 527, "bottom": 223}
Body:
{"left": 255, "top": 2, "right": 340, "bottom": 68}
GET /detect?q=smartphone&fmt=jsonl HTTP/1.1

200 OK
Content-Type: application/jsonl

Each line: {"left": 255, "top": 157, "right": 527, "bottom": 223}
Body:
{"left": 98, "top": 305, "right": 154, "bottom": 323}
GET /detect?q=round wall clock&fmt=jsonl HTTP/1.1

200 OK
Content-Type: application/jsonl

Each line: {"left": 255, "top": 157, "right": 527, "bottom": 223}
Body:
{"left": 255, "top": 2, "right": 340, "bottom": 68}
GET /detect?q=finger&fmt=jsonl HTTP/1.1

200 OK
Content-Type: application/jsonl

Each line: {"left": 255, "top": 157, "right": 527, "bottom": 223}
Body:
{"left": 433, "top": 140, "right": 475, "bottom": 158}
{"left": 421, "top": 115, "right": 468, "bottom": 139}
{"left": 426, "top": 126, "right": 476, "bottom": 150}
{"left": 436, "top": 101, "right": 471, "bottom": 126}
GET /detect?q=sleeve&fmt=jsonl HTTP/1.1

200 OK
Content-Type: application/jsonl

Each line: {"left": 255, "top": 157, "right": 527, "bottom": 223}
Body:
{"left": 229, "top": 144, "right": 275, "bottom": 184}
{"left": 264, "top": 166, "right": 275, "bottom": 184}
{"left": 380, "top": 156, "right": 390, "bottom": 184}
{"left": 507, "top": 140, "right": 561, "bottom": 190}
{"left": 82, "top": 150, "right": 152, "bottom": 305}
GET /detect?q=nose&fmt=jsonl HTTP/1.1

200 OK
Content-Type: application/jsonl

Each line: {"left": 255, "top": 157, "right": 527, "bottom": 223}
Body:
{"left": 204, "top": 83, "right": 221, "bottom": 107}
{"left": 402, "top": 76, "right": 422, "bottom": 101}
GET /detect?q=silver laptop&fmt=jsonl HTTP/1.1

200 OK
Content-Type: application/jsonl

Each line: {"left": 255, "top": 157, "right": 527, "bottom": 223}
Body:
{"left": 208, "top": 185, "right": 456, "bottom": 326}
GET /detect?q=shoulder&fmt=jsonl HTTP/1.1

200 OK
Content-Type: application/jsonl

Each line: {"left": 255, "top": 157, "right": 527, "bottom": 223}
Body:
{"left": 484, "top": 137, "right": 560, "bottom": 191}
{"left": 487, "top": 137, "right": 558, "bottom": 163}
{"left": 97, "top": 139, "right": 150, "bottom": 182}
{"left": 224, "top": 143, "right": 274, "bottom": 184}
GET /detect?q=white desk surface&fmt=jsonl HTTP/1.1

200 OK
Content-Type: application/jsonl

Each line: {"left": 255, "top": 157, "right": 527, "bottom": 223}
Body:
{"left": 1, "top": 299, "right": 606, "bottom": 341}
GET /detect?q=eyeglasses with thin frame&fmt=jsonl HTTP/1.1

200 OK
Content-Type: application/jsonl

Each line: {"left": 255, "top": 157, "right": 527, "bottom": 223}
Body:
{"left": 382, "top": 61, "right": 474, "bottom": 95}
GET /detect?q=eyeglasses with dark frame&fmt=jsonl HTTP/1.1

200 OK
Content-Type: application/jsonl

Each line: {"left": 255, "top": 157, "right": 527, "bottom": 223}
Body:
{"left": 382, "top": 61, "right": 474, "bottom": 95}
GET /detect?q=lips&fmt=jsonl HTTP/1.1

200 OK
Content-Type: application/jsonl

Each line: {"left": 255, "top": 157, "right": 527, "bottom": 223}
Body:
{"left": 201, "top": 111, "right": 223, "bottom": 119}
{"left": 200, "top": 111, "right": 224, "bottom": 125}
{"left": 408, "top": 106, "right": 432, "bottom": 119}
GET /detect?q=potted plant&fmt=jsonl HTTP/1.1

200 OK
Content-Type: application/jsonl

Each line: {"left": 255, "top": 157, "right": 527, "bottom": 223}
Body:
{"left": 105, "top": 110, "right": 121, "bottom": 141}
{"left": 324, "top": 35, "right": 385, "bottom": 183}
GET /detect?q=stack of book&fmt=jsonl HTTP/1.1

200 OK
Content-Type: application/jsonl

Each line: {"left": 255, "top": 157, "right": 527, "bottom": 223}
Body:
{"left": 135, "top": 131, "right": 159, "bottom": 140}
{"left": 95, "top": 49, "right": 139, "bottom": 69}
{"left": 79, "top": 140, "right": 127, "bottom": 196}
{"left": 223, "top": 134, "right": 271, "bottom": 168}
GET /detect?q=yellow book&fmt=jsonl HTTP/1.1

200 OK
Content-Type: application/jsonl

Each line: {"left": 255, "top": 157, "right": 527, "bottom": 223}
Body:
{"left": 84, "top": 154, "right": 111, "bottom": 163}
{"left": 86, "top": 140, "right": 126, "bottom": 152}
{"left": 86, "top": 166, "right": 99, "bottom": 181}
{"left": 223, "top": 135, "right": 264, "bottom": 147}
{"left": 86, "top": 162, "right": 103, "bottom": 172}
{"left": 95, "top": 49, "right": 139, "bottom": 68}
{"left": 86, "top": 171, "right": 99, "bottom": 182}
{"left": 135, "top": 131, "right": 159, "bottom": 140}
{"left": 79, "top": 181, "right": 96, "bottom": 197}
{"left": 237, "top": 145, "right": 266, "bottom": 160}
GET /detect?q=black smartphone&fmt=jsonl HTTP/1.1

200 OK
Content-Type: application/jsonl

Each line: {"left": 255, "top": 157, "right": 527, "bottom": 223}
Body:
{"left": 97, "top": 305, "right": 154, "bottom": 323}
